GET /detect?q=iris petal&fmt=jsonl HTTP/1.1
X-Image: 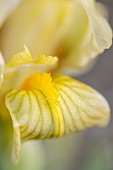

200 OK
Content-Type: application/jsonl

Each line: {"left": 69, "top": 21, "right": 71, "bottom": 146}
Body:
{"left": 0, "top": 0, "right": 112, "bottom": 75}
{"left": 5, "top": 74, "right": 110, "bottom": 159}
{"left": 0, "top": 0, "right": 21, "bottom": 27}
{"left": 80, "top": 0, "right": 112, "bottom": 50}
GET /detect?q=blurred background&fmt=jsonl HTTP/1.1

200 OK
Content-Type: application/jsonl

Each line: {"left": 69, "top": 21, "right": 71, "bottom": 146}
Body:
{"left": 0, "top": 0, "right": 113, "bottom": 170}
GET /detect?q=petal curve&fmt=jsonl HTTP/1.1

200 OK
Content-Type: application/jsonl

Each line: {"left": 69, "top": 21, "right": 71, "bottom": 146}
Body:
{"left": 5, "top": 74, "right": 110, "bottom": 158}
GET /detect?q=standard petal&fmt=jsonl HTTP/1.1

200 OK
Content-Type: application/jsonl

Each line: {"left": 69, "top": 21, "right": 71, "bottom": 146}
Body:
{"left": 79, "top": 0, "right": 112, "bottom": 50}
{"left": 5, "top": 73, "right": 110, "bottom": 158}
{"left": 59, "top": 0, "right": 112, "bottom": 74}
{"left": 0, "top": 0, "right": 112, "bottom": 76}
{"left": 0, "top": 0, "right": 21, "bottom": 27}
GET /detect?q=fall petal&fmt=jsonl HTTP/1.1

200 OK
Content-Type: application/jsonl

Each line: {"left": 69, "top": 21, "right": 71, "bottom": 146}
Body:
{"left": 5, "top": 74, "right": 110, "bottom": 158}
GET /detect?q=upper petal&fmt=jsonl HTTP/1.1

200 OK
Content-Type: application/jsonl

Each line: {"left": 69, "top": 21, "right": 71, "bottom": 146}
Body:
{"left": 0, "top": 0, "right": 21, "bottom": 28}
{"left": 79, "top": 0, "right": 112, "bottom": 50}
{"left": 60, "top": 0, "right": 112, "bottom": 75}
{"left": 0, "top": 0, "right": 112, "bottom": 76}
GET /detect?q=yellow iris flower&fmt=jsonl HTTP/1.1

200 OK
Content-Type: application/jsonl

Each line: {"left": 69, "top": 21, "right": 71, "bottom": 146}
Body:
{"left": 0, "top": 0, "right": 112, "bottom": 75}
{"left": 0, "top": 47, "right": 110, "bottom": 160}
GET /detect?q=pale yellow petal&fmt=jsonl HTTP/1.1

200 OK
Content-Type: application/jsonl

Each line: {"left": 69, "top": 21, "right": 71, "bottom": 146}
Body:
{"left": 0, "top": 0, "right": 112, "bottom": 75}
{"left": 0, "top": 0, "right": 73, "bottom": 60}
{"left": 59, "top": 0, "right": 112, "bottom": 74}
{"left": 35, "top": 54, "right": 58, "bottom": 65}
{"left": 5, "top": 73, "right": 110, "bottom": 158}
{"left": 0, "top": 0, "right": 21, "bottom": 28}
{"left": 54, "top": 75, "right": 110, "bottom": 127}
{"left": 79, "top": 0, "right": 112, "bottom": 51}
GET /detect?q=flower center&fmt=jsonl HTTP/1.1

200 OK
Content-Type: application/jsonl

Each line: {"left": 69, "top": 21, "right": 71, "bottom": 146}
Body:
{"left": 22, "top": 72, "right": 60, "bottom": 106}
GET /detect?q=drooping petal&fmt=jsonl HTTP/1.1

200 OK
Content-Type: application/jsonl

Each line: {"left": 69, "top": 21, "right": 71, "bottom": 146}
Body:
{"left": 5, "top": 73, "right": 110, "bottom": 158}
